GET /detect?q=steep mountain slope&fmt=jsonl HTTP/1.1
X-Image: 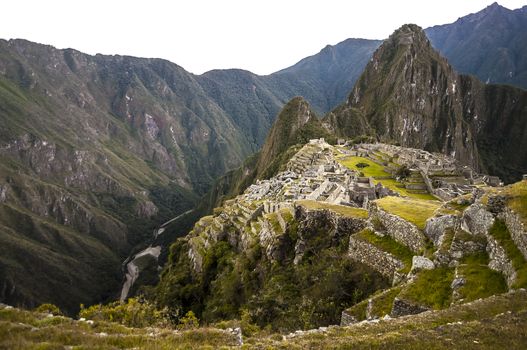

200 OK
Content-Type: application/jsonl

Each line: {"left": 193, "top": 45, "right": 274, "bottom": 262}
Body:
{"left": 272, "top": 39, "right": 382, "bottom": 113}
{"left": 0, "top": 39, "right": 251, "bottom": 312}
{"left": 197, "top": 97, "right": 333, "bottom": 214}
{"left": 426, "top": 2, "right": 527, "bottom": 89}
{"left": 0, "top": 35, "right": 379, "bottom": 311}
{"left": 197, "top": 39, "right": 380, "bottom": 146}
{"left": 325, "top": 24, "right": 527, "bottom": 183}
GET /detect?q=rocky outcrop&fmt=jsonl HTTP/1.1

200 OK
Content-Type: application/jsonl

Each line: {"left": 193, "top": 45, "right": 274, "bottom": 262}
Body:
{"left": 461, "top": 204, "right": 494, "bottom": 236}
{"left": 340, "top": 311, "right": 358, "bottom": 326}
{"left": 425, "top": 215, "right": 458, "bottom": 247}
{"left": 410, "top": 256, "right": 435, "bottom": 274}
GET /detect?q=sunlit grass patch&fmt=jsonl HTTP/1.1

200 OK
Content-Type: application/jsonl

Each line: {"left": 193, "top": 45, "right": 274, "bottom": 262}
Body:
{"left": 375, "top": 196, "right": 441, "bottom": 230}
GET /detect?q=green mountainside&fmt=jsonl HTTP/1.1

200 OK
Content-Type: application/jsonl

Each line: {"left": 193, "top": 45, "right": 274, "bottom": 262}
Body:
{"left": 0, "top": 33, "right": 376, "bottom": 312}
{"left": 426, "top": 2, "right": 527, "bottom": 90}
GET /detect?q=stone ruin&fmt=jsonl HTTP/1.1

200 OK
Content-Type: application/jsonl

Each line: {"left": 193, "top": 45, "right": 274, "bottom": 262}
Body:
{"left": 348, "top": 143, "right": 503, "bottom": 200}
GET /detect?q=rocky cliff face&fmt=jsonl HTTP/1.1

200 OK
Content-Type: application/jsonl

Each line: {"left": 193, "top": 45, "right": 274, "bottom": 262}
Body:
{"left": 325, "top": 24, "right": 527, "bottom": 183}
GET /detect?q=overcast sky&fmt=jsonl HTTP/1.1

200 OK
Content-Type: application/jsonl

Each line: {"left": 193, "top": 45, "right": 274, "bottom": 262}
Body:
{"left": 1, "top": 1, "right": 525, "bottom": 75}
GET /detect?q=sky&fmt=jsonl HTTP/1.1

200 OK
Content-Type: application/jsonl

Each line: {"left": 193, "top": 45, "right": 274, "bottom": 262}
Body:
{"left": 1, "top": 1, "right": 525, "bottom": 75}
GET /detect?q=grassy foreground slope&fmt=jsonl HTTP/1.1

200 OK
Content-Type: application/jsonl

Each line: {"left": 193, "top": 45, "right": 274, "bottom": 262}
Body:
{"left": 1, "top": 290, "right": 526, "bottom": 349}
{"left": 250, "top": 289, "right": 527, "bottom": 349}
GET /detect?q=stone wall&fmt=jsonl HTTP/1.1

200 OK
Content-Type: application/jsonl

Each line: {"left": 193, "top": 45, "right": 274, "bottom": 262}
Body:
{"left": 391, "top": 298, "right": 429, "bottom": 317}
{"left": 499, "top": 208, "right": 527, "bottom": 260}
{"left": 370, "top": 203, "right": 426, "bottom": 252}
{"left": 294, "top": 205, "right": 367, "bottom": 264}
{"left": 348, "top": 237, "right": 404, "bottom": 282}
{"left": 340, "top": 311, "right": 358, "bottom": 326}
{"left": 486, "top": 233, "right": 517, "bottom": 288}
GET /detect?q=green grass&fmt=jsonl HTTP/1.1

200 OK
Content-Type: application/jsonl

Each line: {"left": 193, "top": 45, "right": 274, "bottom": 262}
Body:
{"left": 356, "top": 229, "right": 414, "bottom": 272}
{"left": 338, "top": 156, "right": 436, "bottom": 200}
{"left": 375, "top": 196, "right": 441, "bottom": 230}
{"left": 489, "top": 219, "right": 527, "bottom": 288}
{"left": 339, "top": 156, "right": 390, "bottom": 177}
{"left": 266, "top": 212, "right": 284, "bottom": 234}
{"left": 280, "top": 208, "right": 294, "bottom": 223}
{"left": 399, "top": 267, "right": 455, "bottom": 310}
{"left": 345, "top": 299, "right": 368, "bottom": 321}
{"left": 438, "top": 229, "right": 455, "bottom": 253}
{"left": 0, "top": 306, "right": 238, "bottom": 349}
{"left": 251, "top": 289, "right": 527, "bottom": 349}
{"left": 370, "top": 286, "right": 403, "bottom": 318}
{"left": 296, "top": 200, "right": 368, "bottom": 218}
{"left": 457, "top": 252, "right": 508, "bottom": 302}
{"left": 505, "top": 180, "right": 527, "bottom": 224}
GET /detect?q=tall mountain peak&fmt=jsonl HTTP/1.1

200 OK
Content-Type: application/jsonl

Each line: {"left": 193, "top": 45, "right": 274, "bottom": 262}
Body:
{"left": 327, "top": 24, "right": 527, "bottom": 182}
{"left": 388, "top": 24, "right": 429, "bottom": 47}
{"left": 256, "top": 97, "right": 331, "bottom": 178}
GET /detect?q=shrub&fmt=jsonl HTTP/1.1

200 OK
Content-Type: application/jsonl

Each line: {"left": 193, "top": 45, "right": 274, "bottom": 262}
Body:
{"left": 178, "top": 310, "right": 199, "bottom": 330}
{"left": 35, "top": 303, "right": 63, "bottom": 316}
{"left": 395, "top": 165, "right": 411, "bottom": 179}
{"left": 356, "top": 162, "right": 370, "bottom": 169}
{"left": 79, "top": 297, "right": 171, "bottom": 328}
{"left": 240, "top": 308, "right": 260, "bottom": 337}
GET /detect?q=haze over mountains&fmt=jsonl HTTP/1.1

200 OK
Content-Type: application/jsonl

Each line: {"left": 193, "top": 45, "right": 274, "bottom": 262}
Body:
{"left": 0, "top": 2, "right": 526, "bottom": 313}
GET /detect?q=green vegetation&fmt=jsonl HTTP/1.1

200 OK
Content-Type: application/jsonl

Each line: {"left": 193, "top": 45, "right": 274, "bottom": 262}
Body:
{"left": 399, "top": 267, "right": 454, "bottom": 309}
{"left": 250, "top": 290, "right": 527, "bottom": 349}
{"left": 489, "top": 219, "right": 527, "bottom": 288}
{"left": 375, "top": 196, "right": 441, "bottom": 229}
{"left": 438, "top": 229, "right": 455, "bottom": 253}
{"left": 338, "top": 156, "right": 436, "bottom": 200}
{"left": 156, "top": 220, "right": 388, "bottom": 332}
{"left": 0, "top": 305, "right": 237, "bottom": 349}
{"left": 457, "top": 253, "right": 508, "bottom": 302}
{"left": 177, "top": 310, "right": 200, "bottom": 330}
{"left": 345, "top": 299, "right": 368, "bottom": 321}
{"left": 370, "top": 287, "right": 402, "bottom": 318}
{"left": 266, "top": 212, "right": 284, "bottom": 234}
{"left": 339, "top": 156, "right": 389, "bottom": 177}
{"left": 346, "top": 286, "right": 403, "bottom": 321}
{"left": 79, "top": 298, "right": 170, "bottom": 328}
{"left": 504, "top": 180, "right": 527, "bottom": 224}
{"left": 3, "top": 290, "right": 527, "bottom": 349}
{"left": 34, "top": 303, "right": 63, "bottom": 316}
{"left": 356, "top": 229, "right": 413, "bottom": 272}
{"left": 297, "top": 200, "right": 368, "bottom": 218}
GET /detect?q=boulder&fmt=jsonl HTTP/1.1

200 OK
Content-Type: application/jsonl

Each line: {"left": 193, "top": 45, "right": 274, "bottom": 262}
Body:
{"left": 425, "top": 215, "right": 458, "bottom": 246}
{"left": 410, "top": 256, "right": 435, "bottom": 273}
{"left": 461, "top": 204, "right": 494, "bottom": 236}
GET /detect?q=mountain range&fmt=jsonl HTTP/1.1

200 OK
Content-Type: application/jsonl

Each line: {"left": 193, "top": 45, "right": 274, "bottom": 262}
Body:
{"left": 0, "top": 2, "right": 526, "bottom": 313}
